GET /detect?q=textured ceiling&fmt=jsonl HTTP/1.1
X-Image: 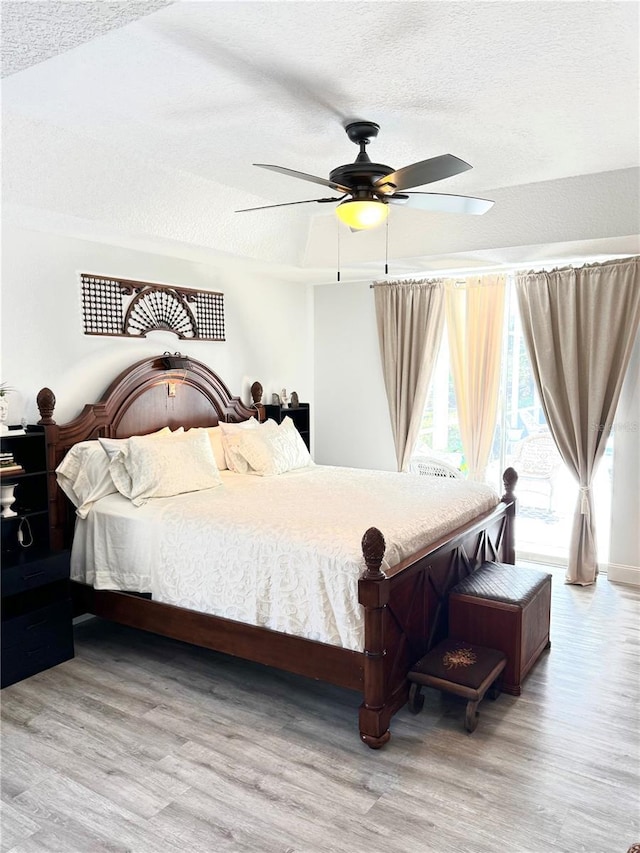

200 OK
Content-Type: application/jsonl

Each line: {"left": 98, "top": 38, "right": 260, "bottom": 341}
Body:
{"left": 2, "top": 1, "right": 639, "bottom": 281}
{"left": 1, "top": 0, "right": 175, "bottom": 77}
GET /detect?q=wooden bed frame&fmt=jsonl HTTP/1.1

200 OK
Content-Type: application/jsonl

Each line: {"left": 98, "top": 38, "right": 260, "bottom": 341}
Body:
{"left": 39, "top": 355, "right": 518, "bottom": 749}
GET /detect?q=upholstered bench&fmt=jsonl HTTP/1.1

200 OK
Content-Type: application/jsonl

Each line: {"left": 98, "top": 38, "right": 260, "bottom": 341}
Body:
{"left": 407, "top": 638, "right": 506, "bottom": 732}
{"left": 448, "top": 561, "right": 552, "bottom": 695}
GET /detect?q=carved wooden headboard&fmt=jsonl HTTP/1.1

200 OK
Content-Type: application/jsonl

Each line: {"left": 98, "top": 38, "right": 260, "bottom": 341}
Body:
{"left": 38, "top": 355, "right": 256, "bottom": 550}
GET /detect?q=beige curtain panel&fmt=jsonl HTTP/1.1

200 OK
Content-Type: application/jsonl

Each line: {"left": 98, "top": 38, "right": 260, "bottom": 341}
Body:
{"left": 516, "top": 257, "right": 640, "bottom": 585}
{"left": 373, "top": 279, "right": 445, "bottom": 472}
{"left": 445, "top": 275, "right": 506, "bottom": 481}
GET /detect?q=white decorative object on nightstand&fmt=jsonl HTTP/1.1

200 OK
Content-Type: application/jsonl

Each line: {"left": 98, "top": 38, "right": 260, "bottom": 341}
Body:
{"left": 0, "top": 483, "right": 17, "bottom": 518}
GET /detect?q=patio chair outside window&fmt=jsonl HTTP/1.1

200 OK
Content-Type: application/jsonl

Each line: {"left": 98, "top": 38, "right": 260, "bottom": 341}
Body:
{"left": 510, "top": 432, "right": 564, "bottom": 512}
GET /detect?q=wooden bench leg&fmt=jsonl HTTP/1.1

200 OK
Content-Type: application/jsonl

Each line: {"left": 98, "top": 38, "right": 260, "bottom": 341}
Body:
{"left": 408, "top": 682, "right": 424, "bottom": 714}
{"left": 465, "top": 699, "right": 480, "bottom": 732}
{"left": 487, "top": 676, "right": 502, "bottom": 701}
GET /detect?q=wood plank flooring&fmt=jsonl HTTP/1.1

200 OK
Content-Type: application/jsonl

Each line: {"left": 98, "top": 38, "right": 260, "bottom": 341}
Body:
{"left": 2, "top": 567, "right": 638, "bottom": 853}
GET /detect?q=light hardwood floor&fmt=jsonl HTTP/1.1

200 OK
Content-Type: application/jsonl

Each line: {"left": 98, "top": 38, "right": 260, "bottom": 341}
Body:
{"left": 1, "top": 567, "right": 639, "bottom": 853}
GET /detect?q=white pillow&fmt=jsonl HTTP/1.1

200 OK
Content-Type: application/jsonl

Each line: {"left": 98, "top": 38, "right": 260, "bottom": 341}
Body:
{"left": 230, "top": 417, "right": 312, "bottom": 476}
{"left": 56, "top": 441, "right": 118, "bottom": 518}
{"left": 110, "top": 429, "right": 222, "bottom": 507}
{"left": 101, "top": 428, "right": 177, "bottom": 497}
{"left": 217, "top": 417, "right": 260, "bottom": 435}
{"left": 218, "top": 417, "right": 263, "bottom": 473}
{"left": 98, "top": 426, "right": 174, "bottom": 461}
{"left": 186, "top": 426, "right": 227, "bottom": 471}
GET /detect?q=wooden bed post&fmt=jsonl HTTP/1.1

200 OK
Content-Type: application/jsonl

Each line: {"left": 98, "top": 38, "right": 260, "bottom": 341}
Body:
{"left": 501, "top": 466, "right": 518, "bottom": 565}
{"left": 358, "top": 527, "right": 391, "bottom": 749}
{"left": 36, "top": 388, "right": 65, "bottom": 553}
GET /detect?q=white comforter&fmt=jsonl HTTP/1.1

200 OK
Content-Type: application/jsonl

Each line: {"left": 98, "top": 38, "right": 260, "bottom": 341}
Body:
{"left": 71, "top": 466, "right": 499, "bottom": 651}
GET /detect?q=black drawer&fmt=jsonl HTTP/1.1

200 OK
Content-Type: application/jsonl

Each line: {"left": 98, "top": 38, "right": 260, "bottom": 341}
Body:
{"left": 1, "top": 598, "right": 74, "bottom": 687}
{"left": 1, "top": 551, "right": 70, "bottom": 598}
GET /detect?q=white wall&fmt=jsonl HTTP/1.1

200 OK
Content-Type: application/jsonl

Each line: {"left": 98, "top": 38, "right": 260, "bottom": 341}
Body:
{"left": 314, "top": 280, "right": 396, "bottom": 471}
{"left": 0, "top": 226, "right": 312, "bottom": 425}
{"left": 608, "top": 333, "right": 640, "bottom": 585}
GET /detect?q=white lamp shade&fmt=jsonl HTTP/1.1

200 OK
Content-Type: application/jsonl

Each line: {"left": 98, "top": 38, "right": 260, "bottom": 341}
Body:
{"left": 335, "top": 199, "right": 389, "bottom": 230}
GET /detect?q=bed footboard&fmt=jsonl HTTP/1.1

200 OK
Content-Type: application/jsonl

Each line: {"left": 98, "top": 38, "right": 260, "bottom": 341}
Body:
{"left": 357, "top": 468, "right": 517, "bottom": 748}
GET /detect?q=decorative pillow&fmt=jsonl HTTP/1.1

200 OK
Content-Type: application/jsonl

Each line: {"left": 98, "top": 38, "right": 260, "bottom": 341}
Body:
{"left": 218, "top": 417, "right": 266, "bottom": 473}
{"left": 230, "top": 417, "right": 312, "bottom": 476}
{"left": 56, "top": 441, "right": 118, "bottom": 518}
{"left": 110, "top": 429, "right": 222, "bottom": 506}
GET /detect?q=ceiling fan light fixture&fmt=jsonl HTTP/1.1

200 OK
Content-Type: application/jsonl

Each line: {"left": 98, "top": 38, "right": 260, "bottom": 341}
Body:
{"left": 335, "top": 199, "right": 388, "bottom": 230}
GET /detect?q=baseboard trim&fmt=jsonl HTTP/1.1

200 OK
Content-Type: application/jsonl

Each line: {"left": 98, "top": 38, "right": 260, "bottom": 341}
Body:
{"left": 606, "top": 562, "right": 640, "bottom": 586}
{"left": 516, "top": 551, "right": 567, "bottom": 568}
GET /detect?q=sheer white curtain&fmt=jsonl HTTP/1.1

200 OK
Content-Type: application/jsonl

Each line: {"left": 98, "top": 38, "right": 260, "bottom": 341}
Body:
{"left": 445, "top": 275, "right": 506, "bottom": 481}
{"left": 516, "top": 257, "right": 640, "bottom": 585}
{"left": 373, "top": 279, "right": 445, "bottom": 472}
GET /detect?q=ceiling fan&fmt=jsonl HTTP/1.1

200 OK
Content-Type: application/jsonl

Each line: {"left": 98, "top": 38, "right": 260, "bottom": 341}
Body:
{"left": 236, "top": 120, "right": 494, "bottom": 230}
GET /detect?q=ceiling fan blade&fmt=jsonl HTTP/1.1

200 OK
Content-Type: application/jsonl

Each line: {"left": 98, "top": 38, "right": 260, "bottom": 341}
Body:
{"left": 148, "top": 23, "right": 350, "bottom": 124}
{"left": 374, "top": 154, "right": 472, "bottom": 193}
{"left": 235, "top": 197, "right": 341, "bottom": 213}
{"left": 401, "top": 192, "right": 494, "bottom": 215}
{"left": 254, "top": 164, "right": 350, "bottom": 193}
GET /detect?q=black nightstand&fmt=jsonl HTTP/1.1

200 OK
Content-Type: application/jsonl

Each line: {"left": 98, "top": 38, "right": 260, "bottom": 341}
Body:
{"left": 1, "top": 428, "right": 74, "bottom": 688}
{"left": 1, "top": 550, "right": 74, "bottom": 687}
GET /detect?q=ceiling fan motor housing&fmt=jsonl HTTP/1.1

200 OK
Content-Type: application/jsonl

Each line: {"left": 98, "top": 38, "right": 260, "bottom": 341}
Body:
{"left": 329, "top": 161, "right": 395, "bottom": 191}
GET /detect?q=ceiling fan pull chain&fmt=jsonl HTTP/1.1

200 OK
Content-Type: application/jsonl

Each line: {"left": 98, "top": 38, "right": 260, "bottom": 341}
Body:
{"left": 384, "top": 215, "right": 389, "bottom": 276}
{"left": 337, "top": 219, "right": 341, "bottom": 282}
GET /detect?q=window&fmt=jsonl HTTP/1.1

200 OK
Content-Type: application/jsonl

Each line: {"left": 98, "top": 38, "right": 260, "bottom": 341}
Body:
{"left": 413, "top": 277, "right": 613, "bottom": 566}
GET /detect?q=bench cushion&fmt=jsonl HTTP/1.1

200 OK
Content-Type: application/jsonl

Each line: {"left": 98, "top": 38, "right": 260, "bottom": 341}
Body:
{"left": 409, "top": 638, "right": 506, "bottom": 691}
{"left": 450, "top": 561, "right": 551, "bottom": 606}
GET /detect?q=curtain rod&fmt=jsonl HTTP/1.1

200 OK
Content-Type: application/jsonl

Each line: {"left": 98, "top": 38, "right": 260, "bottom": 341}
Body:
{"left": 366, "top": 254, "right": 636, "bottom": 287}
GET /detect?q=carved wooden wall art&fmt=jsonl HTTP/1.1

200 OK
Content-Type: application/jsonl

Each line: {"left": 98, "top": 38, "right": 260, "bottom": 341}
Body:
{"left": 80, "top": 274, "right": 225, "bottom": 341}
